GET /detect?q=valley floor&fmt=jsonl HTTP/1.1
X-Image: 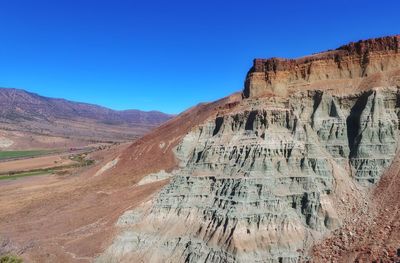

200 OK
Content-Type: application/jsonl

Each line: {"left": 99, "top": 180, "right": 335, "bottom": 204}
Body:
{"left": 0, "top": 142, "right": 168, "bottom": 262}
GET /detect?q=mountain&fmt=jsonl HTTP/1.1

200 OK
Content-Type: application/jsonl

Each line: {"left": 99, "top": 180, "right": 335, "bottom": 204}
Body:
{"left": 98, "top": 35, "right": 400, "bottom": 262}
{"left": 0, "top": 88, "right": 174, "bottom": 146}
{"left": 1, "top": 35, "right": 400, "bottom": 262}
{"left": 0, "top": 88, "right": 172, "bottom": 125}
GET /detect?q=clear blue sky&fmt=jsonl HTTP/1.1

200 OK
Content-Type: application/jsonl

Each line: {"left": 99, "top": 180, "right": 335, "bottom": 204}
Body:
{"left": 0, "top": 0, "right": 398, "bottom": 114}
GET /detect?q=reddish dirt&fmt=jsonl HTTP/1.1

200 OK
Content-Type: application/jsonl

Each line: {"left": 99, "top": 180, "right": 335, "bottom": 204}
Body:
{"left": 95, "top": 93, "right": 241, "bottom": 189}
{"left": 312, "top": 151, "right": 400, "bottom": 262}
{"left": 0, "top": 93, "right": 240, "bottom": 262}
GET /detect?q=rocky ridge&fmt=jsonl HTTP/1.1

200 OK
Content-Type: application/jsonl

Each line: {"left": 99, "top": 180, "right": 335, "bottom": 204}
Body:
{"left": 244, "top": 35, "right": 400, "bottom": 98}
{"left": 98, "top": 35, "right": 400, "bottom": 262}
{"left": 0, "top": 88, "right": 172, "bottom": 125}
{"left": 0, "top": 88, "right": 174, "bottom": 143}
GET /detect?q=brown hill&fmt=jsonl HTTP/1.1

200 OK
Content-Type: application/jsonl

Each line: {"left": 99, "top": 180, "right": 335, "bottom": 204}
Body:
{"left": 0, "top": 88, "right": 173, "bottom": 147}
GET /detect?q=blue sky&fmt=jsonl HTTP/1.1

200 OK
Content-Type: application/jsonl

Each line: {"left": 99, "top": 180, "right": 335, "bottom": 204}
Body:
{"left": 0, "top": 0, "right": 399, "bottom": 114}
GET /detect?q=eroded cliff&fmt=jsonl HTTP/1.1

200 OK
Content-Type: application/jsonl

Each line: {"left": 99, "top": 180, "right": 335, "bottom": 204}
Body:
{"left": 98, "top": 35, "right": 400, "bottom": 263}
{"left": 243, "top": 35, "right": 400, "bottom": 98}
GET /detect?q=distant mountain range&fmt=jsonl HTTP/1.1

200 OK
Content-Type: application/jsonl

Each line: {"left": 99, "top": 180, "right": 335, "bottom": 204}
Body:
{"left": 0, "top": 88, "right": 174, "bottom": 146}
{"left": 0, "top": 88, "right": 173, "bottom": 125}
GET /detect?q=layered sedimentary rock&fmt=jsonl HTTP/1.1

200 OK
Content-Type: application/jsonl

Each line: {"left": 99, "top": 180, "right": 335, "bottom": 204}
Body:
{"left": 98, "top": 36, "right": 400, "bottom": 263}
{"left": 243, "top": 35, "right": 400, "bottom": 98}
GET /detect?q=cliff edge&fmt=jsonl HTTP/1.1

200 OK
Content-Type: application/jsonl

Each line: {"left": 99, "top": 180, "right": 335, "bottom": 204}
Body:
{"left": 244, "top": 35, "right": 400, "bottom": 98}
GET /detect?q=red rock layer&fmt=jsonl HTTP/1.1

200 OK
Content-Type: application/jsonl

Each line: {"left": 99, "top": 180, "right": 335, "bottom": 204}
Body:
{"left": 244, "top": 35, "right": 400, "bottom": 98}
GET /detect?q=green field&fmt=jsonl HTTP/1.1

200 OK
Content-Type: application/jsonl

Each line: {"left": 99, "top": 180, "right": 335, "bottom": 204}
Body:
{"left": 0, "top": 170, "right": 53, "bottom": 180}
{"left": 0, "top": 150, "right": 55, "bottom": 160}
{"left": 0, "top": 152, "right": 95, "bottom": 181}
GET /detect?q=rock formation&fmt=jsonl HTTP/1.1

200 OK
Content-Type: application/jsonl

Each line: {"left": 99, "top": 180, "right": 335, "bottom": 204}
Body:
{"left": 98, "top": 35, "right": 400, "bottom": 262}
{"left": 243, "top": 35, "right": 400, "bottom": 98}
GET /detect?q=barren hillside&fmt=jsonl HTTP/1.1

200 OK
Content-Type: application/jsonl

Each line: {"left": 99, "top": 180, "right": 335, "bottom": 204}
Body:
{"left": 1, "top": 35, "right": 400, "bottom": 263}
{"left": 0, "top": 88, "right": 173, "bottom": 148}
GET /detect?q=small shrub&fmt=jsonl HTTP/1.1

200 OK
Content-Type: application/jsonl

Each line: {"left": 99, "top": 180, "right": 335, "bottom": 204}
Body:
{"left": 0, "top": 255, "right": 23, "bottom": 263}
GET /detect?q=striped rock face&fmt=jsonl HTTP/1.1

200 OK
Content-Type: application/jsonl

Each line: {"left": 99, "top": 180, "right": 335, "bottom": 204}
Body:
{"left": 244, "top": 35, "right": 400, "bottom": 98}
{"left": 98, "top": 36, "right": 400, "bottom": 263}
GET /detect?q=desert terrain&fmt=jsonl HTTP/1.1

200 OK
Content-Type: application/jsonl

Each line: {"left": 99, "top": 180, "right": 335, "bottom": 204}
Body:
{"left": 2, "top": 35, "right": 400, "bottom": 263}
{"left": 0, "top": 88, "right": 174, "bottom": 262}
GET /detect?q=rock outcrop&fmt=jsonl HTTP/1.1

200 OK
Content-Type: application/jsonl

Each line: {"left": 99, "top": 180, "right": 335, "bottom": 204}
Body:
{"left": 243, "top": 35, "right": 400, "bottom": 98}
{"left": 98, "top": 35, "right": 400, "bottom": 263}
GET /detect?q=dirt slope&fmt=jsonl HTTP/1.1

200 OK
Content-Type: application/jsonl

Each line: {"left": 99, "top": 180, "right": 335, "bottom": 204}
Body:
{"left": 312, "top": 150, "right": 400, "bottom": 262}
{"left": 0, "top": 93, "right": 240, "bottom": 262}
